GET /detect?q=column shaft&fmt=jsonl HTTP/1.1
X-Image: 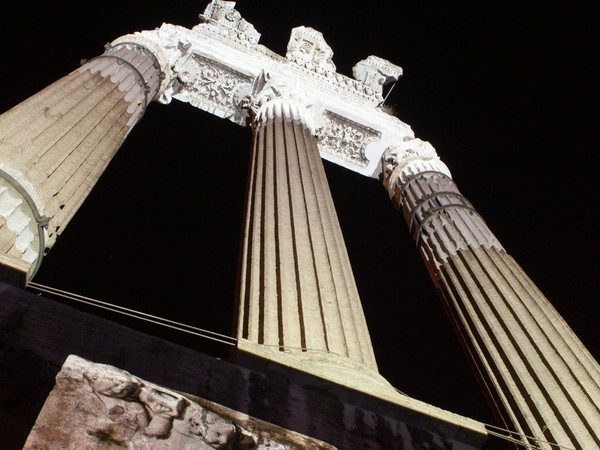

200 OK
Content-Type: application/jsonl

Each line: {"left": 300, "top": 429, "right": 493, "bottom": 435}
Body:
{"left": 237, "top": 101, "right": 377, "bottom": 370}
{"left": 386, "top": 166, "right": 600, "bottom": 449}
{"left": 0, "top": 43, "right": 162, "bottom": 281}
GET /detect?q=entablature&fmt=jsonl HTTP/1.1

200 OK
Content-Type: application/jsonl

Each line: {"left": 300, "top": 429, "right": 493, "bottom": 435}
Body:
{"left": 112, "top": 0, "right": 415, "bottom": 178}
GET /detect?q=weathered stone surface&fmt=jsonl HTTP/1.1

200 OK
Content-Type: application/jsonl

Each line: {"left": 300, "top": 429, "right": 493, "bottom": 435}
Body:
{"left": 382, "top": 154, "right": 600, "bottom": 449}
{"left": 0, "top": 42, "right": 164, "bottom": 282}
{"left": 238, "top": 97, "right": 378, "bottom": 372}
{"left": 118, "top": 0, "right": 413, "bottom": 178}
{"left": 0, "top": 282, "right": 492, "bottom": 449}
{"left": 24, "top": 355, "right": 336, "bottom": 449}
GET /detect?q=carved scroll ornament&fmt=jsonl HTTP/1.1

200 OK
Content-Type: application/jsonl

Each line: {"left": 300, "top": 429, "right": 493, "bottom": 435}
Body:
{"left": 316, "top": 111, "right": 381, "bottom": 168}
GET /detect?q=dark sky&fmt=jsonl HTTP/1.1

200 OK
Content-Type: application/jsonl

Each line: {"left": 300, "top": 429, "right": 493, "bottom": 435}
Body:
{"left": 2, "top": 0, "right": 597, "bottom": 427}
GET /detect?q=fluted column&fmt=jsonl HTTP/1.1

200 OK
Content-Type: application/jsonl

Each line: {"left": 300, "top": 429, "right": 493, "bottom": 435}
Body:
{"left": 236, "top": 97, "right": 379, "bottom": 377}
{"left": 0, "top": 39, "right": 166, "bottom": 283}
{"left": 382, "top": 139, "right": 600, "bottom": 449}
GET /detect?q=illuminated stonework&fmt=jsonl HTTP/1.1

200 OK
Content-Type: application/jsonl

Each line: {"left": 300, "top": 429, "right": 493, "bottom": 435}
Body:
{"left": 381, "top": 137, "right": 600, "bottom": 448}
{"left": 113, "top": 1, "right": 409, "bottom": 177}
{"left": 1, "top": 2, "right": 598, "bottom": 449}
{"left": 24, "top": 355, "right": 335, "bottom": 449}
{"left": 0, "top": 43, "right": 164, "bottom": 282}
{"left": 316, "top": 111, "right": 382, "bottom": 168}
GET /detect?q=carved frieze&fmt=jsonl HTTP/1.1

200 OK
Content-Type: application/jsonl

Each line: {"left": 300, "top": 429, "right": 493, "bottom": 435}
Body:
{"left": 316, "top": 111, "right": 381, "bottom": 168}
{"left": 117, "top": 1, "right": 415, "bottom": 177}
{"left": 176, "top": 54, "right": 253, "bottom": 121}
{"left": 24, "top": 355, "right": 336, "bottom": 449}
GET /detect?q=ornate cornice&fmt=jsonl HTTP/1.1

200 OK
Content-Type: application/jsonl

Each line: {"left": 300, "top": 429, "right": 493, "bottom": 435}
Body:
{"left": 197, "top": 0, "right": 261, "bottom": 48}
{"left": 112, "top": 0, "right": 413, "bottom": 178}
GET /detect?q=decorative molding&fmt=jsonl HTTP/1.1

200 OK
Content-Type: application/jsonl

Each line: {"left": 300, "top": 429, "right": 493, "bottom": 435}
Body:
{"left": 177, "top": 54, "right": 254, "bottom": 121}
{"left": 381, "top": 137, "right": 451, "bottom": 196}
{"left": 353, "top": 55, "right": 403, "bottom": 102}
{"left": 286, "top": 26, "right": 336, "bottom": 76}
{"left": 197, "top": 0, "right": 261, "bottom": 48}
{"left": 316, "top": 111, "right": 381, "bottom": 168}
{"left": 117, "top": 0, "right": 415, "bottom": 177}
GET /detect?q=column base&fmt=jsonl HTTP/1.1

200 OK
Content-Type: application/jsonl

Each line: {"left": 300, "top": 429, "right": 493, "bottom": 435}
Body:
{"left": 236, "top": 339, "right": 398, "bottom": 400}
{"left": 234, "top": 339, "right": 487, "bottom": 443}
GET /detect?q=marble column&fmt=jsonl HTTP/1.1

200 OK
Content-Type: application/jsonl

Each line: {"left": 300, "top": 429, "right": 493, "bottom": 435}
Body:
{"left": 0, "top": 40, "right": 166, "bottom": 283}
{"left": 382, "top": 139, "right": 600, "bottom": 449}
{"left": 236, "top": 98, "right": 379, "bottom": 376}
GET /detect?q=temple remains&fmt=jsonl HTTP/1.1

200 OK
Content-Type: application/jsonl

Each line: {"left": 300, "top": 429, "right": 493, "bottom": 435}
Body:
{"left": 0, "top": 2, "right": 598, "bottom": 449}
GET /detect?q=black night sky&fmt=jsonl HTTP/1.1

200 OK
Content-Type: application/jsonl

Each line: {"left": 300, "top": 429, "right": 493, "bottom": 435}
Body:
{"left": 2, "top": 0, "right": 597, "bottom": 428}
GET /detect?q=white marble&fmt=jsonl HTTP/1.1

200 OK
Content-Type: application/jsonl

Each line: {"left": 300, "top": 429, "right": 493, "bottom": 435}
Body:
{"left": 110, "top": 0, "right": 416, "bottom": 178}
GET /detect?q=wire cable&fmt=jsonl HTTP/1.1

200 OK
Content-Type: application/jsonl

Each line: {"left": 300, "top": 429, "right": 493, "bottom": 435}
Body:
{"left": 484, "top": 424, "right": 576, "bottom": 450}
{"left": 27, "top": 281, "right": 353, "bottom": 356}
{"left": 26, "top": 281, "right": 237, "bottom": 347}
{"left": 25, "top": 281, "right": 575, "bottom": 450}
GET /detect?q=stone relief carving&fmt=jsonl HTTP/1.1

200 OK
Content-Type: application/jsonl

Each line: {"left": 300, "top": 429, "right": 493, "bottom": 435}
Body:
{"left": 316, "top": 111, "right": 381, "bottom": 168}
{"left": 286, "top": 27, "right": 336, "bottom": 76}
{"left": 197, "top": 0, "right": 261, "bottom": 47}
{"left": 139, "top": 386, "right": 186, "bottom": 437}
{"left": 119, "top": 4, "right": 412, "bottom": 176}
{"left": 24, "top": 355, "right": 336, "bottom": 449}
{"left": 381, "top": 137, "right": 451, "bottom": 185}
{"left": 177, "top": 54, "right": 253, "bottom": 121}
{"left": 352, "top": 55, "right": 403, "bottom": 103}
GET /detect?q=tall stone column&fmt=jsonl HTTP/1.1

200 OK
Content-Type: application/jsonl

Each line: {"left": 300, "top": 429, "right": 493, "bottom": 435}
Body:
{"left": 382, "top": 138, "right": 600, "bottom": 449}
{"left": 236, "top": 96, "right": 387, "bottom": 390}
{"left": 0, "top": 37, "right": 168, "bottom": 284}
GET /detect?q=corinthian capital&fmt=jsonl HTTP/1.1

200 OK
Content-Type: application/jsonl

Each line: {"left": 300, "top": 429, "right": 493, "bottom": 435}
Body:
{"left": 381, "top": 138, "right": 451, "bottom": 196}
{"left": 247, "top": 72, "right": 316, "bottom": 131}
{"left": 103, "top": 2, "right": 415, "bottom": 178}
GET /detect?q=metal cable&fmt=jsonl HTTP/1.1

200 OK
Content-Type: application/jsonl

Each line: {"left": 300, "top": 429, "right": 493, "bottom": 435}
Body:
{"left": 25, "top": 282, "right": 574, "bottom": 450}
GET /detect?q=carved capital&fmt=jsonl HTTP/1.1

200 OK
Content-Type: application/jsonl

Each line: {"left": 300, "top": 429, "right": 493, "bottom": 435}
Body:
{"left": 0, "top": 164, "right": 48, "bottom": 282}
{"left": 110, "top": 33, "right": 174, "bottom": 104}
{"left": 381, "top": 138, "right": 451, "bottom": 197}
{"left": 248, "top": 71, "right": 315, "bottom": 131}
